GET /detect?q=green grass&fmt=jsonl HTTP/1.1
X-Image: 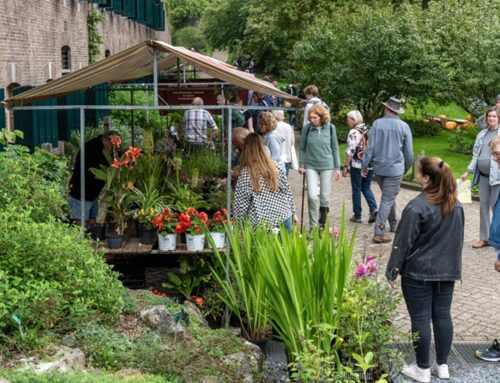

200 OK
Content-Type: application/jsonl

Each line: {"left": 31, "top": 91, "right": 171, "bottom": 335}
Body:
{"left": 340, "top": 130, "right": 472, "bottom": 180}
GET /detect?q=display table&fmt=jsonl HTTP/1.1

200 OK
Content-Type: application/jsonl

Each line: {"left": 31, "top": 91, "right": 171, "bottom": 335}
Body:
{"left": 103, "top": 237, "right": 224, "bottom": 288}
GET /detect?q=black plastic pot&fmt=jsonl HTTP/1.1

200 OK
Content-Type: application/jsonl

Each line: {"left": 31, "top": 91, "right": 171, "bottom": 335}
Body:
{"left": 107, "top": 233, "right": 124, "bottom": 249}
{"left": 88, "top": 223, "right": 105, "bottom": 241}
{"left": 138, "top": 227, "right": 157, "bottom": 245}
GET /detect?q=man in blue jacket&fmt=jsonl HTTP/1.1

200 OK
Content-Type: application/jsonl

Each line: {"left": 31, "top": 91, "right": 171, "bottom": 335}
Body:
{"left": 362, "top": 97, "right": 413, "bottom": 243}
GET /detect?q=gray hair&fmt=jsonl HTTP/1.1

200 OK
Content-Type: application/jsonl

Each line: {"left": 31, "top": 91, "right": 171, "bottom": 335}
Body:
{"left": 272, "top": 109, "right": 285, "bottom": 121}
{"left": 347, "top": 110, "right": 364, "bottom": 125}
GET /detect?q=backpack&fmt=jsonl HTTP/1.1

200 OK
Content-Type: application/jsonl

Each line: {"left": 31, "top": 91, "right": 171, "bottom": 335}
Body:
{"left": 352, "top": 127, "right": 369, "bottom": 161}
{"left": 307, "top": 98, "right": 330, "bottom": 112}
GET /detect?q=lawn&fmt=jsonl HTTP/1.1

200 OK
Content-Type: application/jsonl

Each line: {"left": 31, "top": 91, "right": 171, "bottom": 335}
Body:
{"left": 339, "top": 130, "right": 474, "bottom": 180}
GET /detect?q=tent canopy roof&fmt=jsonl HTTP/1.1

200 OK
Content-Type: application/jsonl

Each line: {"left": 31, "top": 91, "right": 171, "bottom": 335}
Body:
{"left": 3, "top": 40, "right": 301, "bottom": 108}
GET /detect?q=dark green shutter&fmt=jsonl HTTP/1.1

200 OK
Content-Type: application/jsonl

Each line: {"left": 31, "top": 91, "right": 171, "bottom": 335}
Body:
{"left": 58, "top": 91, "right": 85, "bottom": 141}
{"left": 0, "top": 89, "right": 5, "bottom": 130}
{"left": 137, "top": 0, "right": 146, "bottom": 23}
{"left": 124, "top": 0, "right": 137, "bottom": 19}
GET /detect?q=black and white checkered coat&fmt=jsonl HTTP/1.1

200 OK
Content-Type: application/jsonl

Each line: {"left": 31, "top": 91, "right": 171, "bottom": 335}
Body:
{"left": 234, "top": 164, "right": 295, "bottom": 229}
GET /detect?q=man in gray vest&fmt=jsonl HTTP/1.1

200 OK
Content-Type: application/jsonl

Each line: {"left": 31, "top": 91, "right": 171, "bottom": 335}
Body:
{"left": 362, "top": 97, "right": 413, "bottom": 243}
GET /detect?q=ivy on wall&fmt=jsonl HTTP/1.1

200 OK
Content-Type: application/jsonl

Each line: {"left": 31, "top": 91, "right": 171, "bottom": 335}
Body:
{"left": 87, "top": 10, "right": 105, "bottom": 64}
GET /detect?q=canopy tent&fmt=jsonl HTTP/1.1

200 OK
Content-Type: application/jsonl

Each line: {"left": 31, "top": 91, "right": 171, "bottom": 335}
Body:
{"left": 2, "top": 40, "right": 301, "bottom": 108}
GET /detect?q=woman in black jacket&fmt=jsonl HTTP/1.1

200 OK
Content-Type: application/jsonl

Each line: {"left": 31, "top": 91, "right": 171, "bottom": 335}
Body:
{"left": 386, "top": 157, "right": 464, "bottom": 383}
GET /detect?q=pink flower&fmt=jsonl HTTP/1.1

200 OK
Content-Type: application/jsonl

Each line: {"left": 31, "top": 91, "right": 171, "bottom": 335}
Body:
{"left": 355, "top": 263, "right": 368, "bottom": 279}
{"left": 366, "top": 259, "right": 377, "bottom": 276}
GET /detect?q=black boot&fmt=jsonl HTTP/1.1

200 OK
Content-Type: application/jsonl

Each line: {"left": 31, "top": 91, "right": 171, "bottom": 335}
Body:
{"left": 319, "top": 206, "right": 329, "bottom": 229}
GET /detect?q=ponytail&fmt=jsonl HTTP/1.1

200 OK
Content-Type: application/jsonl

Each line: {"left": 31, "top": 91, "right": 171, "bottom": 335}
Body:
{"left": 418, "top": 157, "right": 457, "bottom": 216}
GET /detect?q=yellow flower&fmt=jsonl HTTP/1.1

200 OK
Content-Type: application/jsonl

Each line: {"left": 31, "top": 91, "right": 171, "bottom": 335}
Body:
{"left": 127, "top": 182, "right": 135, "bottom": 190}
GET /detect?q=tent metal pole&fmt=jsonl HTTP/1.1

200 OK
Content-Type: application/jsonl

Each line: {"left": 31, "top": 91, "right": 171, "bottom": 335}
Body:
{"left": 223, "top": 106, "right": 233, "bottom": 329}
{"left": 131, "top": 89, "right": 135, "bottom": 146}
{"left": 79, "top": 106, "right": 86, "bottom": 232}
{"left": 176, "top": 58, "right": 180, "bottom": 87}
{"left": 220, "top": 84, "right": 225, "bottom": 157}
{"left": 153, "top": 48, "right": 159, "bottom": 107}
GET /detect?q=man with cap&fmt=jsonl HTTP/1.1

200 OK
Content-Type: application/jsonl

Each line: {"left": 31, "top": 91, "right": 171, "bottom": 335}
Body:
{"left": 362, "top": 96, "right": 414, "bottom": 243}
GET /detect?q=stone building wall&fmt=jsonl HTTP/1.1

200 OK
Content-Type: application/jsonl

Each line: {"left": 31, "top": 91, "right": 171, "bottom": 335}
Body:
{"left": 0, "top": 0, "right": 170, "bottom": 90}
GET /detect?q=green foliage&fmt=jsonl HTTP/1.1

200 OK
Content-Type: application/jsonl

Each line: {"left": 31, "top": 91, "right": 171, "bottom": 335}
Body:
{"left": 108, "top": 89, "right": 168, "bottom": 148}
{"left": 408, "top": 120, "right": 441, "bottom": 138}
{"left": 164, "top": 181, "right": 205, "bottom": 212}
{"left": 122, "top": 289, "right": 182, "bottom": 316}
{"left": 173, "top": 26, "right": 209, "bottom": 53}
{"left": 87, "top": 10, "right": 105, "bottom": 64}
{"left": 182, "top": 148, "right": 228, "bottom": 178}
{"left": 208, "top": 223, "right": 270, "bottom": 341}
{"left": 0, "top": 369, "right": 176, "bottom": 383}
{"left": 447, "top": 126, "right": 478, "bottom": 154}
{"left": 0, "top": 208, "right": 123, "bottom": 340}
{"left": 424, "top": 0, "right": 500, "bottom": 110}
{"left": 163, "top": 255, "right": 215, "bottom": 300}
{"left": 288, "top": 1, "right": 445, "bottom": 121}
{"left": 166, "top": 0, "right": 209, "bottom": 30}
{"left": 74, "top": 321, "right": 247, "bottom": 381}
{"left": 0, "top": 128, "right": 23, "bottom": 145}
{"left": 0, "top": 145, "right": 68, "bottom": 222}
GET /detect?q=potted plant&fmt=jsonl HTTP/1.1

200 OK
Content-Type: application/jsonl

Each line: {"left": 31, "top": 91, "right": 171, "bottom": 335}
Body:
{"left": 133, "top": 207, "right": 160, "bottom": 245}
{"left": 91, "top": 146, "right": 142, "bottom": 248}
{"left": 179, "top": 208, "right": 208, "bottom": 251}
{"left": 207, "top": 208, "right": 229, "bottom": 248}
{"left": 152, "top": 207, "right": 183, "bottom": 251}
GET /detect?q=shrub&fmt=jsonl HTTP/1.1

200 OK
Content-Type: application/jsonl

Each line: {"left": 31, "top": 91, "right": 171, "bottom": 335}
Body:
{"left": 0, "top": 145, "right": 69, "bottom": 222}
{"left": 0, "top": 369, "right": 178, "bottom": 383}
{"left": 0, "top": 208, "right": 123, "bottom": 337}
{"left": 408, "top": 120, "right": 441, "bottom": 138}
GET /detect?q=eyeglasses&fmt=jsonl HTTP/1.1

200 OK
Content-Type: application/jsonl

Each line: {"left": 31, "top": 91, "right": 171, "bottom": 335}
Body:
{"left": 491, "top": 151, "right": 500, "bottom": 157}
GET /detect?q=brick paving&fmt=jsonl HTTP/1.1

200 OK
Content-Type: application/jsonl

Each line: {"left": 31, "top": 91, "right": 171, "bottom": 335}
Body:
{"left": 286, "top": 169, "right": 500, "bottom": 342}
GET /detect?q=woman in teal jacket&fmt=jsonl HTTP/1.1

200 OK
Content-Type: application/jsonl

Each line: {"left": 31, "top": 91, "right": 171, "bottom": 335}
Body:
{"left": 298, "top": 104, "right": 341, "bottom": 229}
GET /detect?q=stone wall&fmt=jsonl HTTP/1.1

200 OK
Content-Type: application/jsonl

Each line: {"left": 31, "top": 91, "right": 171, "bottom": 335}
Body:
{"left": 0, "top": 0, "right": 170, "bottom": 90}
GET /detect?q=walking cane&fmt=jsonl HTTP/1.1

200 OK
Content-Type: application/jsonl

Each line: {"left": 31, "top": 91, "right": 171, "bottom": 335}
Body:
{"left": 300, "top": 172, "right": 306, "bottom": 234}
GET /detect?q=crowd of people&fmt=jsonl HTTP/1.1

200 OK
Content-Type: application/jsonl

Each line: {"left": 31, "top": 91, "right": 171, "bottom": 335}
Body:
{"left": 69, "top": 80, "right": 500, "bottom": 381}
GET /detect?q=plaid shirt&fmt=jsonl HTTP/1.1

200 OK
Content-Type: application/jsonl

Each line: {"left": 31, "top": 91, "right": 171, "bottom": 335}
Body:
{"left": 183, "top": 109, "right": 218, "bottom": 143}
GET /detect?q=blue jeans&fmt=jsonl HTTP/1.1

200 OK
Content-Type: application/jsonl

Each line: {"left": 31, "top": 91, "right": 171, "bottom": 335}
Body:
{"left": 402, "top": 276, "right": 455, "bottom": 368}
{"left": 284, "top": 162, "right": 292, "bottom": 177}
{"left": 350, "top": 168, "right": 377, "bottom": 218}
{"left": 282, "top": 216, "right": 293, "bottom": 234}
{"left": 68, "top": 195, "right": 98, "bottom": 221}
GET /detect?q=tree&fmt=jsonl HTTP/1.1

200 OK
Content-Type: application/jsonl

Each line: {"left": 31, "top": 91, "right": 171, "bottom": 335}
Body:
{"left": 424, "top": 0, "right": 500, "bottom": 113}
{"left": 166, "top": 0, "right": 209, "bottom": 30}
{"left": 287, "top": 2, "right": 447, "bottom": 121}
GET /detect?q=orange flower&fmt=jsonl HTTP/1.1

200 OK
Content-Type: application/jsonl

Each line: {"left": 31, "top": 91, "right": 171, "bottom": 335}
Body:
{"left": 109, "top": 135, "right": 122, "bottom": 147}
{"left": 175, "top": 224, "right": 184, "bottom": 234}
{"left": 195, "top": 226, "right": 201, "bottom": 233}
{"left": 111, "top": 158, "right": 121, "bottom": 168}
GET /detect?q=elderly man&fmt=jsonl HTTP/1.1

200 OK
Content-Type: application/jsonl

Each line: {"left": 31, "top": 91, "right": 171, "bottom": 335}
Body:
{"left": 362, "top": 96, "right": 413, "bottom": 243}
{"left": 183, "top": 97, "right": 218, "bottom": 152}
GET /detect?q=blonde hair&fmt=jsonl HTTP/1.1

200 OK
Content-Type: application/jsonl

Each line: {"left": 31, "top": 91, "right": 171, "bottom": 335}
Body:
{"left": 258, "top": 111, "right": 277, "bottom": 133}
{"left": 272, "top": 109, "right": 285, "bottom": 121}
{"left": 239, "top": 133, "right": 278, "bottom": 192}
{"left": 308, "top": 104, "right": 331, "bottom": 125}
{"left": 347, "top": 110, "right": 364, "bottom": 125}
{"left": 418, "top": 157, "right": 457, "bottom": 216}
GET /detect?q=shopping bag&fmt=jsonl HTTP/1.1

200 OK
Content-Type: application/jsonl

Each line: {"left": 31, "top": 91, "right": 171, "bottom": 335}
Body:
{"left": 456, "top": 179, "right": 472, "bottom": 204}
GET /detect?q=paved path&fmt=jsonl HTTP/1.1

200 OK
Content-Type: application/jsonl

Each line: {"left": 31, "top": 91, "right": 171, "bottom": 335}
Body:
{"left": 286, "top": 168, "right": 500, "bottom": 342}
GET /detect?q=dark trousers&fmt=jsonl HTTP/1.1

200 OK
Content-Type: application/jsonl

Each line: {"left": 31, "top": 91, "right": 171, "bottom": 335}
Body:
{"left": 402, "top": 276, "right": 455, "bottom": 368}
{"left": 350, "top": 167, "right": 377, "bottom": 218}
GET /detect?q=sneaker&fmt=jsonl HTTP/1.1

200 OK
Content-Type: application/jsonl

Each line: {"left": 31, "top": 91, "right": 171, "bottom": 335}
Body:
{"left": 431, "top": 362, "right": 450, "bottom": 379}
{"left": 350, "top": 215, "right": 362, "bottom": 223}
{"left": 368, "top": 211, "right": 377, "bottom": 223}
{"left": 401, "top": 363, "right": 430, "bottom": 383}
{"left": 372, "top": 234, "right": 391, "bottom": 244}
{"left": 476, "top": 339, "right": 500, "bottom": 362}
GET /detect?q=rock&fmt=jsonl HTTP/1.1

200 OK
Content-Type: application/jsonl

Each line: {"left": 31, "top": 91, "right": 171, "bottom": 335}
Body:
{"left": 31, "top": 346, "right": 85, "bottom": 373}
{"left": 242, "top": 340, "right": 264, "bottom": 375}
{"left": 0, "top": 378, "right": 11, "bottom": 383}
{"left": 139, "top": 305, "right": 186, "bottom": 339}
{"left": 61, "top": 334, "right": 76, "bottom": 348}
{"left": 223, "top": 352, "right": 253, "bottom": 383}
{"left": 199, "top": 377, "right": 219, "bottom": 383}
{"left": 230, "top": 326, "right": 242, "bottom": 337}
{"left": 183, "top": 300, "right": 209, "bottom": 327}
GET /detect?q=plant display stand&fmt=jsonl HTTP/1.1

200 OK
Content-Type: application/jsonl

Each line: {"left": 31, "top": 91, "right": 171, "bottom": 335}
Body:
{"left": 104, "top": 237, "right": 224, "bottom": 288}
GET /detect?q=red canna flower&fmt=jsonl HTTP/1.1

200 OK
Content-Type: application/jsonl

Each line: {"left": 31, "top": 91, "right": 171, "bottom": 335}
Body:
{"left": 111, "top": 158, "right": 121, "bottom": 168}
